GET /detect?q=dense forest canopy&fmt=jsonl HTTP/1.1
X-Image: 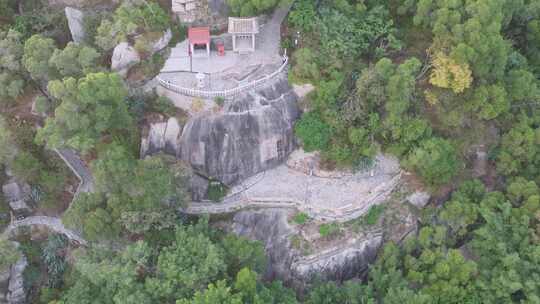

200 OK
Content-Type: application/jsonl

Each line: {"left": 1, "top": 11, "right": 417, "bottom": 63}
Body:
{"left": 0, "top": 0, "right": 539, "bottom": 303}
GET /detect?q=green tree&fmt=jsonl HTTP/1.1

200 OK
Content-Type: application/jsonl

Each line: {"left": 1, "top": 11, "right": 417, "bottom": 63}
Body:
{"left": 177, "top": 280, "right": 242, "bottom": 304}
{"left": 291, "top": 48, "right": 320, "bottom": 82}
{"left": 148, "top": 225, "right": 225, "bottom": 300}
{"left": 221, "top": 234, "right": 266, "bottom": 277}
{"left": 22, "top": 34, "right": 57, "bottom": 82}
{"left": 95, "top": 0, "right": 169, "bottom": 51}
{"left": 227, "top": 0, "right": 278, "bottom": 17}
{"left": 295, "top": 111, "right": 332, "bottom": 152}
{"left": 49, "top": 42, "right": 101, "bottom": 78}
{"left": 406, "top": 137, "right": 459, "bottom": 187}
{"left": 0, "top": 30, "right": 26, "bottom": 103}
{"left": 11, "top": 151, "right": 43, "bottom": 183}
{"left": 35, "top": 72, "right": 133, "bottom": 154}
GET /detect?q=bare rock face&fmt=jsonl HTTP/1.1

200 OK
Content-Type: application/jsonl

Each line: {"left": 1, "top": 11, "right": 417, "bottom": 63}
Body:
{"left": 407, "top": 191, "right": 431, "bottom": 208}
{"left": 2, "top": 181, "right": 32, "bottom": 214}
{"left": 140, "top": 117, "right": 182, "bottom": 157}
{"left": 232, "top": 209, "right": 382, "bottom": 289}
{"left": 179, "top": 75, "right": 299, "bottom": 188}
{"left": 7, "top": 253, "right": 27, "bottom": 304}
{"left": 111, "top": 42, "right": 141, "bottom": 77}
{"left": 0, "top": 267, "right": 10, "bottom": 304}
{"left": 65, "top": 7, "right": 85, "bottom": 43}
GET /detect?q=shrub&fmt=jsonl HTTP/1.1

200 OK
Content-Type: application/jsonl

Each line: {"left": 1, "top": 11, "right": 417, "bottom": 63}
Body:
{"left": 214, "top": 96, "right": 225, "bottom": 107}
{"left": 295, "top": 111, "right": 332, "bottom": 152}
{"left": 319, "top": 223, "right": 341, "bottom": 238}
{"left": 227, "top": 0, "right": 279, "bottom": 17}
{"left": 207, "top": 180, "right": 228, "bottom": 202}
{"left": 293, "top": 212, "right": 309, "bottom": 225}
{"left": 406, "top": 137, "right": 459, "bottom": 187}
{"left": 291, "top": 48, "right": 320, "bottom": 81}
{"left": 363, "top": 205, "right": 385, "bottom": 226}
{"left": 152, "top": 96, "right": 176, "bottom": 116}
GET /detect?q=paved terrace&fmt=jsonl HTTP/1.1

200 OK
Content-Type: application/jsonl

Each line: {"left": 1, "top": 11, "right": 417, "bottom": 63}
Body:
{"left": 184, "top": 154, "right": 402, "bottom": 222}
{"left": 158, "top": 3, "right": 291, "bottom": 95}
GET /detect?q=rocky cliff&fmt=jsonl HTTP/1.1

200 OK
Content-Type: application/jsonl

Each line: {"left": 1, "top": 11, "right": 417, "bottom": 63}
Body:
{"left": 142, "top": 74, "right": 299, "bottom": 197}
{"left": 231, "top": 209, "right": 383, "bottom": 290}
{"left": 180, "top": 75, "right": 299, "bottom": 188}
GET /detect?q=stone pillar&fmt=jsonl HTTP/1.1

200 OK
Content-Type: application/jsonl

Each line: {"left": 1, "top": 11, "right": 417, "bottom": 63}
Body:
{"left": 232, "top": 35, "right": 236, "bottom": 52}
{"left": 252, "top": 34, "right": 255, "bottom": 51}
{"left": 206, "top": 42, "right": 210, "bottom": 57}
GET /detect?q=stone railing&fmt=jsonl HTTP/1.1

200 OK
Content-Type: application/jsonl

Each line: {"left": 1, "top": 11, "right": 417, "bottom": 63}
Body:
{"left": 157, "top": 56, "right": 288, "bottom": 98}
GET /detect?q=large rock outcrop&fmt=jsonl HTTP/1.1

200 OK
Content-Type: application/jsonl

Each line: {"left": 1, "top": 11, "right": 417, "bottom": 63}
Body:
{"left": 180, "top": 75, "right": 299, "bottom": 188}
{"left": 111, "top": 42, "right": 141, "bottom": 77}
{"left": 140, "top": 117, "right": 182, "bottom": 157}
{"left": 65, "top": 7, "right": 85, "bottom": 43}
{"left": 232, "top": 209, "right": 383, "bottom": 289}
{"left": 2, "top": 181, "right": 32, "bottom": 215}
{"left": 6, "top": 252, "right": 27, "bottom": 304}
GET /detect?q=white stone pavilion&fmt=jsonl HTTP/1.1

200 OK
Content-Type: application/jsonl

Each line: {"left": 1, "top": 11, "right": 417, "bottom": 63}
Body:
{"left": 228, "top": 17, "right": 259, "bottom": 53}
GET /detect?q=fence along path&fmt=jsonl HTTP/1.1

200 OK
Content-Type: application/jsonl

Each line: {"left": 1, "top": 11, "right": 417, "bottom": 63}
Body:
{"left": 2, "top": 149, "right": 92, "bottom": 245}
{"left": 157, "top": 56, "right": 288, "bottom": 98}
{"left": 182, "top": 173, "right": 401, "bottom": 223}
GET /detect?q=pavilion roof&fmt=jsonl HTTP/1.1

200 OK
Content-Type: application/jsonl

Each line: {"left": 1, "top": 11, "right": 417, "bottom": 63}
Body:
{"left": 188, "top": 27, "right": 210, "bottom": 44}
{"left": 228, "top": 17, "right": 259, "bottom": 34}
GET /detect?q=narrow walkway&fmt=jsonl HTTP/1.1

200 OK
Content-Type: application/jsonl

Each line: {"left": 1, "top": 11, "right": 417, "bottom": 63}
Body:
{"left": 2, "top": 150, "right": 91, "bottom": 245}
{"left": 3, "top": 216, "right": 87, "bottom": 245}
{"left": 54, "top": 148, "right": 94, "bottom": 193}
{"left": 183, "top": 154, "right": 402, "bottom": 223}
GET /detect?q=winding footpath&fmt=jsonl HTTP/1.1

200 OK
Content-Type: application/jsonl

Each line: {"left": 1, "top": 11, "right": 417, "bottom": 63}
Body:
{"left": 2, "top": 149, "right": 92, "bottom": 245}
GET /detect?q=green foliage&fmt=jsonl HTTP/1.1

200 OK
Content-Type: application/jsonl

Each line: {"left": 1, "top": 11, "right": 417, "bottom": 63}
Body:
{"left": 319, "top": 223, "right": 341, "bottom": 238}
{"left": 0, "top": 30, "right": 26, "bottom": 103}
{"left": 293, "top": 212, "right": 309, "bottom": 225}
{"left": 150, "top": 95, "right": 176, "bottom": 116}
{"left": 95, "top": 0, "right": 169, "bottom": 51}
{"left": 33, "top": 96, "right": 50, "bottom": 115}
{"left": 207, "top": 180, "right": 228, "bottom": 202}
{"left": 11, "top": 4, "right": 68, "bottom": 40}
{"left": 11, "top": 151, "right": 43, "bottom": 183}
{"left": 22, "top": 34, "right": 57, "bottom": 81}
{"left": 288, "top": 0, "right": 317, "bottom": 32}
{"left": 214, "top": 96, "right": 225, "bottom": 107}
{"left": 363, "top": 204, "right": 385, "bottom": 226}
{"left": 41, "top": 234, "right": 68, "bottom": 288}
{"left": 221, "top": 234, "right": 266, "bottom": 277}
{"left": 291, "top": 48, "right": 320, "bottom": 82}
{"left": 295, "top": 111, "right": 332, "bottom": 152}
{"left": 227, "top": 0, "right": 278, "bottom": 17}
{"left": 0, "top": 237, "right": 20, "bottom": 272}
{"left": 406, "top": 138, "right": 459, "bottom": 187}
{"left": 35, "top": 72, "right": 133, "bottom": 154}
{"left": 49, "top": 42, "right": 101, "bottom": 78}
{"left": 177, "top": 280, "right": 243, "bottom": 304}
{"left": 151, "top": 225, "right": 226, "bottom": 300}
